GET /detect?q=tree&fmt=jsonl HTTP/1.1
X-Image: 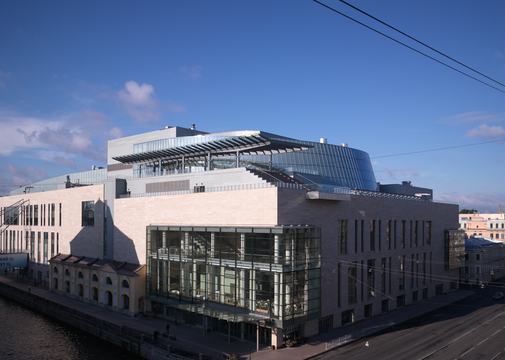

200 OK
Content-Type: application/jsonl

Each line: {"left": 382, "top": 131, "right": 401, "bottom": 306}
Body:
{"left": 459, "top": 209, "right": 478, "bottom": 214}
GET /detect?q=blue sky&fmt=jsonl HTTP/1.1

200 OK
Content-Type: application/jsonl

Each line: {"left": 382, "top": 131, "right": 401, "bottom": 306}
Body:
{"left": 0, "top": 0, "right": 504, "bottom": 212}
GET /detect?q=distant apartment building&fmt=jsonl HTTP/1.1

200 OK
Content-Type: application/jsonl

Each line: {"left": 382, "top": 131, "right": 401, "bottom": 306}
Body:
{"left": 459, "top": 207, "right": 505, "bottom": 240}
{"left": 460, "top": 237, "right": 505, "bottom": 286}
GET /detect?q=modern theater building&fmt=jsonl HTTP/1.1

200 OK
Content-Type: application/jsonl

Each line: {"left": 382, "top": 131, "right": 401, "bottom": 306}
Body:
{"left": 0, "top": 125, "right": 465, "bottom": 347}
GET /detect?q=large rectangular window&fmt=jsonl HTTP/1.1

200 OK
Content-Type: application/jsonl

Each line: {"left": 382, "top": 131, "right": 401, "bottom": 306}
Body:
{"left": 37, "top": 232, "right": 41, "bottom": 263}
{"left": 146, "top": 226, "right": 321, "bottom": 326}
{"left": 361, "top": 220, "right": 364, "bottom": 252}
{"left": 426, "top": 221, "right": 431, "bottom": 246}
{"left": 338, "top": 220, "right": 348, "bottom": 254}
{"left": 3, "top": 206, "right": 19, "bottom": 225}
{"left": 34, "top": 205, "right": 38, "bottom": 226}
{"left": 43, "top": 232, "right": 48, "bottom": 264}
{"left": 82, "top": 201, "right": 95, "bottom": 226}
{"left": 386, "top": 220, "right": 391, "bottom": 250}
{"left": 415, "top": 221, "right": 419, "bottom": 247}
{"left": 381, "top": 257, "right": 387, "bottom": 294}
{"left": 378, "top": 220, "right": 381, "bottom": 251}
{"left": 51, "top": 203, "right": 55, "bottom": 226}
{"left": 51, "top": 233, "right": 55, "bottom": 259}
{"left": 348, "top": 262, "right": 357, "bottom": 304}
{"left": 399, "top": 255, "right": 405, "bottom": 290}
{"left": 341, "top": 309, "right": 354, "bottom": 326}
{"left": 354, "top": 220, "right": 358, "bottom": 253}
{"left": 401, "top": 221, "right": 406, "bottom": 248}
{"left": 30, "top": 232, "right": 35, "bottom": 262}
{"left": 367, "top": 259, "right": 375, "bottom": 298}
{"left": 370, "top": 220, "right": 376, "bottom": 251}
{"left": 410, "top": 254, "right": 415, "bottom": 288}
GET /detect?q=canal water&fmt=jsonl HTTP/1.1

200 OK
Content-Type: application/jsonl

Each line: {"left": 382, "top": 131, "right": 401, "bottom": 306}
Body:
{"left": 0, "top": 295, "right": 140, "bottom": 360}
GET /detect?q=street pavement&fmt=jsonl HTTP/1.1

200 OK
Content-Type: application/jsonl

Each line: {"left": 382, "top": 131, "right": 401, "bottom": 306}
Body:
{"left": 0, "top": 274, "right": 474, "bottom": 360}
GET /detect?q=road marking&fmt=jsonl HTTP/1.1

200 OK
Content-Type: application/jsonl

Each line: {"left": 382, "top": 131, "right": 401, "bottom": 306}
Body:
{"left": 490, "top": 352, "right": 501, "bottom": 360}
{"left": 492, "top": 329, "right": 501, "bottom": 336}
{"left": 460, "top": 347, "right": 475, "bottom": 357}
{"left": 417, "top": 310, "right": 505, "bottom": 360}
{"left": 477, "top": 338, "right": 489, "bottom": 346}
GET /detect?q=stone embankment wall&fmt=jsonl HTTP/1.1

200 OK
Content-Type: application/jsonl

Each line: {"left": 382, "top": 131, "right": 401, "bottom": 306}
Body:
{"left": 0, "top": 282, "right": 213, "bottom": 360}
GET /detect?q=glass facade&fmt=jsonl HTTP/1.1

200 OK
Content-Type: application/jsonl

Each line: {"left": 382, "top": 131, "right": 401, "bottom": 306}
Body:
{"left": 444, "top": 230, "right": 465, "bottom": 270}
{"left": 10, "top": 169, "right": 108, "bottom": 195}
{"left": 132, "top": 131, "right": 377, "bottom": 191}
{"left": 146, "top": 226, "right": 321, "bottom": 328}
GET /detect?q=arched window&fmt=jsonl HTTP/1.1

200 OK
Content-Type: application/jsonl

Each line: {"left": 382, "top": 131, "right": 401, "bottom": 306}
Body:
{"left": 77, "top": 284, "right": 83, "bottom": 297}
{"left": 106, "top": 277, "right": 112, "bottom": 285}
{"left": 64, "top": 280, "right": 70, "bottom": 293}
{"left": 77, "top": 271, "right": 83, "bottom": 279}
{"left": 92, "top": 287, "right": 98, "bottom": 301}
{"left": 121, "top": 294, "right": 130, "bottom": 310}
{"left": 92, "top": 274, "right": 98, "bottom": 282}
{"left": 105, "top": 291, "right": 113, "bottom": 306}
{"left": 65, "top": 269, "right": 70, "bottom": 276}
{"left": 53, "top": 266, "right": 58, "bottom": 273}
{"left": 53, "top": 278, "right": 58, "bottom": 290}
{"left": 121, "top": 280, "right": 129, "bottom": 289}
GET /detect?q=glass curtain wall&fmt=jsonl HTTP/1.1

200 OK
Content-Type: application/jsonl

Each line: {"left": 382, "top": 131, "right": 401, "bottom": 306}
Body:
{"left": 146, "top": 226, "right": 321, "bottom": 327}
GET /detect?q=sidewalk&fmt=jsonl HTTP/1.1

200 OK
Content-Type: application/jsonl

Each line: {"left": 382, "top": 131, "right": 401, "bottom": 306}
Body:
{"left": 0, "top": 274, "right": 474, "bottom": 360}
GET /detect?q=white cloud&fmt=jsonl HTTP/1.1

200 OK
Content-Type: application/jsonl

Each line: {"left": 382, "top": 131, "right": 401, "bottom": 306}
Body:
{"left": 108, "top": 126, "right": 125, "bottom": 139}
{"left": 6, "top": 164, "right": 48, "bottom": 186}
{"left": 181, "top": 65, "right": 203, "bottom": 80}
{"left": 168, "top": 102, "right": 186, "bottom": 113}
{"left": 441, "top": 111, "right": 505, "bottom": 125}
{"left": 0, "top": 109, "right": 115, "bottom": 165}
{"left": 374, "top": 167, "right": 421, "bottom": 182}
{"left": 436, "top": 191, "right": 505, "bottom": 214}
{"left": 117, "top": 80, "right": 161, "bottom": 122}
{"left": 464, "top": 124, "right": 505, "bottom": 140}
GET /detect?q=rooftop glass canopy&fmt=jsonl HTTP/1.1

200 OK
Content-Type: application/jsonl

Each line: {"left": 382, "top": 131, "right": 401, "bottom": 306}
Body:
{"left": 113, "top": 134, "right": 312, "bottom": 165}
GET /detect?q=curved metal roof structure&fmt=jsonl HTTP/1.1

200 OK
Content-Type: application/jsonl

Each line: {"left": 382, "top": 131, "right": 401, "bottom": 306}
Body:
{"left": 113, "top": 133, "right": 312, "bottom": 165}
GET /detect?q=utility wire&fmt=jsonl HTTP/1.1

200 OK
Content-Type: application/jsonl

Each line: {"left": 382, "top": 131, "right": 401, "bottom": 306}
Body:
{"left": 313, "top": 0, "right": 505, "bottom": 94}
{"left": 371, "top": 138, "right": 505, "bottom": 159}
{"left": 334, "top": 0, "right": 505, "bottom": 89}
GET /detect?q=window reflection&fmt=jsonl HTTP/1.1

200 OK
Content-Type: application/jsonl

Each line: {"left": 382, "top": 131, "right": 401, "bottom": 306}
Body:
{"left": 146, "top": 226, "right": 321, "bottom": 325}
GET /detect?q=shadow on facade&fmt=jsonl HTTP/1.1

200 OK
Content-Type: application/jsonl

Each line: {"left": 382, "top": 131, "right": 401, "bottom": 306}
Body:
{"left": 69, "top": 200, "right": 140, "bottom": 264}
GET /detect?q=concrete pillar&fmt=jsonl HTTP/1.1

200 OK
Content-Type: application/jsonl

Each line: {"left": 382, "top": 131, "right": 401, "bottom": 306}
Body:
{"left": 272, "top": 327, "right": 283, "bottom": 350}
{"left": 210, "top": 233, "right": 215, "bottom": 258}
{"left": 184, "top": 232, "right": 189, "bottom": 256}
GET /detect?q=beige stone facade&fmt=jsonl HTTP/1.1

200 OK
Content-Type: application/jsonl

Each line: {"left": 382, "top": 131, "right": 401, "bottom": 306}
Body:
{"left": 459, "top": 212, "right": 505, "bottom": 240}
{"left": 0, "top": 185, "right": 105, "bottom": 282}
{"left": 49, "top": 254, "right": 146, "bottom": 316}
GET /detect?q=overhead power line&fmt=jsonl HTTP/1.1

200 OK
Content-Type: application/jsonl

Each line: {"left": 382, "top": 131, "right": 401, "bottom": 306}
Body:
{"left": 371, "top": 138, "right": 505, "bottom": 159}
{"left": 334, "top": 0, "right": 505, "bottom": 89}
{"left": 313, "top": 0, "right": 505, "bottom": 94}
